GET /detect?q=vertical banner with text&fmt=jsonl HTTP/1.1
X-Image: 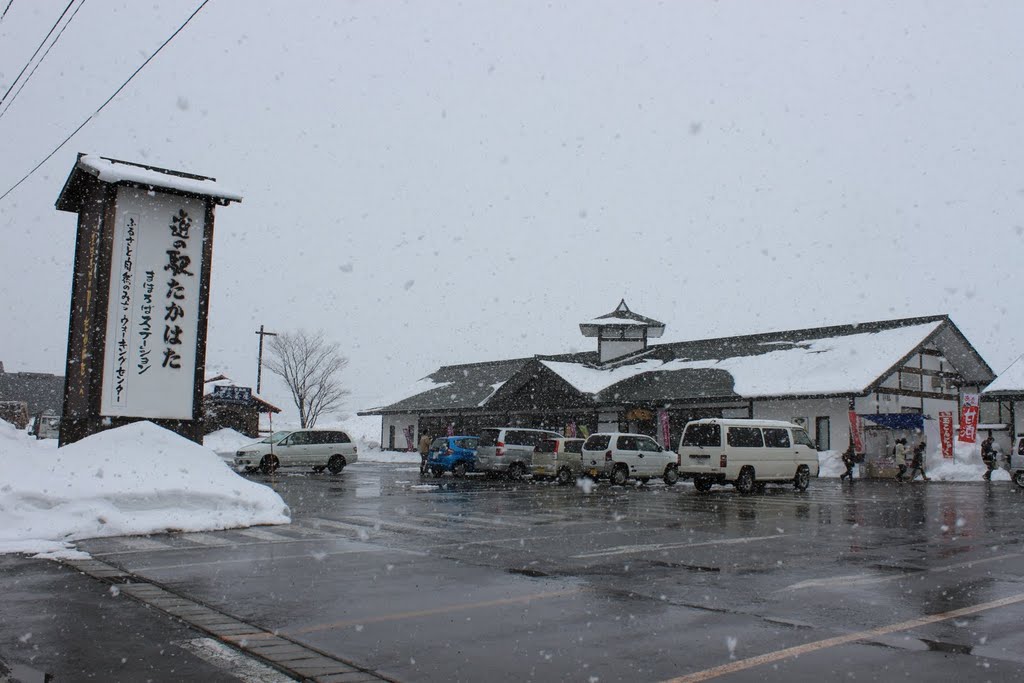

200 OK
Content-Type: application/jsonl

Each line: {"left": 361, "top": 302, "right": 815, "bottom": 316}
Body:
{"left": 658, "top": 409, "right": 672, "bottom": 449}
{"left": 939, "top": 411, "right": 954, "bottom": 459}
{"left": 848, "top": 411, "right": 864, "bottom": 453}
{"left": 958, "top": 393, "right": 980, "bottom": 443}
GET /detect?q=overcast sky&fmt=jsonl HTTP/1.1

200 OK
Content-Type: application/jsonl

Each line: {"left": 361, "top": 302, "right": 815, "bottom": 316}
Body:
{"left": 2, "top": 1, "right": 1023, "bottom": 421}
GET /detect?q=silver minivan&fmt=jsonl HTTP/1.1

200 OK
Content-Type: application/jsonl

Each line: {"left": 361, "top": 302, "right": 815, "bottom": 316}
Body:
{"left": 234, "top": 429, "right": 358, "bottom": 474}
{"left": 475, "top": 427, "right": 562, "bottom": 480}
{"left": 1012, "top": 435, "right": 1024, "bottom": 488}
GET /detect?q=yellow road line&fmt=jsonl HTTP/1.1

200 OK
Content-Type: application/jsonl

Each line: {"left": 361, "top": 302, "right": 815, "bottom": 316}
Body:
{"left": 664, "top": 591, "right": 1024, "bottom": 683}
{"left": 285, "top": 588, "right": 581, "bottom": 636}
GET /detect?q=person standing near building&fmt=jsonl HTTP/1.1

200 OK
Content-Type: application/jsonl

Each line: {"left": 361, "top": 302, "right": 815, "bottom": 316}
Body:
{"left": 981, "top": 434, "right": 997, "bottom": 480}
{"left": 839, "top": 443, "right": 856, "bottom": 482}
{"left": 894, "top": 438, "right": 908, "bottom": 482}
{"left": 419, "top": 429, "right": 432, "bottom": 476}
{"left": 908, "top": 441, "right": 929, "bottom": 481}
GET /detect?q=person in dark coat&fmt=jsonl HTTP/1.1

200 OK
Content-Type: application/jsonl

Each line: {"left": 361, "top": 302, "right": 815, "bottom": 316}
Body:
{"left": 908, "top": 441, "right": 929, "bottom": 481}
{"left": 418, "top": 430, "right": 432, "bottom": 476}
{"left": 981, "top": 434, "right": 997, "bottom": 480}
{"left": 839, "top": 443, "right": 856, "bottom": 482}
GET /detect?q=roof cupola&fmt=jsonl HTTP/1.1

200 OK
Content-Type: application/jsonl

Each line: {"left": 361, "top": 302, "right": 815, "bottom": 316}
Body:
{"left": 580, "top": 300, "right": 665, "bottom": 364}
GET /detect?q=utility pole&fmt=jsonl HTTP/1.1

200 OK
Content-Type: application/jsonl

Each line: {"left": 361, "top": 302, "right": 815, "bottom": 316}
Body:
{"left": 255, "top": 325, "right": 278, "bottom": 394}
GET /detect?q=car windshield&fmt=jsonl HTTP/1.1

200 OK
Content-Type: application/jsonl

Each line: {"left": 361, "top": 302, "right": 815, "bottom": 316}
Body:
{"left": 261, "top": 430, "right": 292, "bottom": 445}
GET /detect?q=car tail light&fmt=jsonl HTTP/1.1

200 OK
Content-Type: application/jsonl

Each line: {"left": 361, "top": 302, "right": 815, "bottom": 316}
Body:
{"left": 720, "top": 454, "right": 727, "bottom": 468}
{"left": 496, "top": 442, "right": 505, "bottom": 457}
{"left": 676, "top": 452, "right": 681, "bottom": 466}
{"left": 605, "top": 450, "right": 612, "bottom": 462}
{"left": 553, "top": 442, "right": 560, "bottom": 454}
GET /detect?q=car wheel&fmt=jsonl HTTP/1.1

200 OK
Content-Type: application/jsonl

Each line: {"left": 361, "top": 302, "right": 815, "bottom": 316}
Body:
{"left": 610, "top": 465, "right": 628, "bottom": 486}
{"left": 508, "top": 462, "right": 526, "bottom": 481}
{"left": 735, "top": 467, "right": 755, "bottom": 495}
{"left": 452, "top": 461, "right": 467, "bottom": 478}
{"left": 312, "top": 466, "right": 325, "bottom": 474}
{"left": 693, "top": 476, "right": 713, "bottom": 492}
{"left": 556, "top": 467, "right": 573, "bottom": 486}
{"left": 259, "top": 454, "right": 279, "bottom": 475}
{"left": 1013, "top": 470, "right": 1024, "bottom": 488}
{"left": 794, "top": 465, "right": 810, "bottom": 491}
{"left": 663, "top": 465, "right": 679, "bottom": 486}
{"left": 326, "top": 455, "right": 347, "bottom": 474}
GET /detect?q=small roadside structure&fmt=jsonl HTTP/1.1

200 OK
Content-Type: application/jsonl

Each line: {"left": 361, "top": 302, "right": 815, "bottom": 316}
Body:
{"left": 202, "top": 374, "right": 281, "bottom": 438}
{"left": 361, "top": 303, "right": 996, "bottom": 477}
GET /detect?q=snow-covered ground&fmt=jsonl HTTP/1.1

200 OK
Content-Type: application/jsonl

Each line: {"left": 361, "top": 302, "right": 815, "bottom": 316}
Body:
{"left": 0, "top": 420, "right": 290, "bottom": 558}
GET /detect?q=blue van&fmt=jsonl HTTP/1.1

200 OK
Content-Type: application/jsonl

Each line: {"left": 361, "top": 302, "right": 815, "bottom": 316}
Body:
{"left": 427, "top": 436, "right": 480, "bottom": 478}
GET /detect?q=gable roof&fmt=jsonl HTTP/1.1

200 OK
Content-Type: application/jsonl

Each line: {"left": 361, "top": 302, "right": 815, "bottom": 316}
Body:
{"left": 361, "top": 358, "right": 533, "bottom": 415}
{"left": 982, "top": 354, "right": 1024, "bottom": 398}
{"left": 203, "top": 373, "right": 281, "bottom": 413}
{"left": 361, "top": 314, "right": 995, "bottom": 414}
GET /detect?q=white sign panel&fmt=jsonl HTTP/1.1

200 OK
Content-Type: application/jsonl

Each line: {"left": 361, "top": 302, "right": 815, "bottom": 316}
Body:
{"left": 101, "top": 187, "right": 205, "bottom": 419}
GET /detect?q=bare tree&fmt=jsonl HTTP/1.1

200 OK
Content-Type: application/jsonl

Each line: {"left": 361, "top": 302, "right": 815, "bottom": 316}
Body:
{"left": 263, "top": 330, "right": 350, "bottom": 428}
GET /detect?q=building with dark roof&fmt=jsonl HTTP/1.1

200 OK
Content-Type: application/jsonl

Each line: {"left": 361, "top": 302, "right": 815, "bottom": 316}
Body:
{"left": 360, "top": 303, "right": 997, "bottom": 470}
{"left": 0, "top": 361, "right": 65, "bottom": 427}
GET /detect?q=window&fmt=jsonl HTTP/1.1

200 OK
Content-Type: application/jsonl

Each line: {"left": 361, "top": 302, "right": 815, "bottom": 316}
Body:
{"left": 430, "top": 437, "right": 448, "bottom": 450}
{"left": 456, "top": 437, "right": 479, "bottom": 450}
{"left": 536, "top": 439, "right": 558, "bottom": 453}
{"left": 289, "top": 431, "right": 311, "bottom": 445}
{"left": 792, "top": 429, "right": 815, "bottom": 448}
{"left": 682, "top": 423, "right": 721, "bottom": 448}
{"left": 478, "top": 429, "right": 501, "bottom": 447}
{"left": 564, "top": 439, "right": 584, "bottom": 454}
{"left": 584, "top": 434, "right": 611, "bottom": 450}
{"left": 637, "top": 437, "right": 661, "bottom": 452}
{"left": 815, "top": 416, "right": 831, "bottom": 451}
{"left": 617, "top": 435, "right": 639, "bottom": 450}
{"left": 727, "top": 427, "right": 764, "bottom": 448}
{"left": 508, "top": 430, "right": 546, "bottom": 447}
{"left": 763, "top": 428, "right": 790, "bottom": 448}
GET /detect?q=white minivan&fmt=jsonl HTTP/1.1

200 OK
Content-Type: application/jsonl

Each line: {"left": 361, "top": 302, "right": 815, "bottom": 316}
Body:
{"left": 234, "top": 429, "right": 358, "bottom": 474}
{"left": 676, "top": 419, "right": 818, "bottom": 494}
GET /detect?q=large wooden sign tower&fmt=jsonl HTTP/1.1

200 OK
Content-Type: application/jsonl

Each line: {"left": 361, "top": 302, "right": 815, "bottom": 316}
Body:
{"left": 55, "top": 154, "right": 242, "bottom": 446}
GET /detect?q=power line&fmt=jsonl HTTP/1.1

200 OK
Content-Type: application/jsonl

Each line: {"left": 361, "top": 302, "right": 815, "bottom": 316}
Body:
{"left": 0, "top": 0, "right": 87, "bottom": 121}
{"left": 0, "top": 0, "right": 210, "bottom": 205}
{"left": 0, "top": 1, "right": 14, "bottom": 24}
{"left": 0, "top": 0, "right": 75, "bottom": 109}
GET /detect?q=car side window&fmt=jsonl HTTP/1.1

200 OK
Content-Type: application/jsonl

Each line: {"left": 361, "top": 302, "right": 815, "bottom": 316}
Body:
{"left": 763, "top": 428, "right": 791, "bottom": 448}
{"left": 333, "top": 431, "right": 351, "bottom": 444}
{"left": 792, "top": 429, "right": 815, "bottom": 448}
{"left": 638, "top": 437, "right": 661, "bottom": 452}
{"left": 584, "top": 434, "right": 610, "bottom": 450}
{"left": 727, "top": 427, "right": 764, "bottom": 448}
{"left": 618, "top": 436, "right": 638, "bottom": 450}
{"left": 682, "top": 424, "right": 721, "bottom": 448}
{"left": 1017, "top": 438, "right": 1024, "bottom": 456}
{"left": 564, "top": 440, "right": 584, "bottom": 454}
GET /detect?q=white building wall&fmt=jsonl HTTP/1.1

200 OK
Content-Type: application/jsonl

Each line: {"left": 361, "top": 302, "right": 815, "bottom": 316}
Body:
{"left": 598, "top": 409, "right": 620, "bottom": 432}
{"left": 381, "top": 413, "right": 418, "bottom": 451}
{"left": 752, "top": 397, "right": 851, "bottom": 451}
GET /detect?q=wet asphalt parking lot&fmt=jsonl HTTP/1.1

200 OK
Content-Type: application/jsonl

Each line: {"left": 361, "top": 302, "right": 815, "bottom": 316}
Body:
{"left": 7, "top": 462, "right": 1024, "bottom": 682}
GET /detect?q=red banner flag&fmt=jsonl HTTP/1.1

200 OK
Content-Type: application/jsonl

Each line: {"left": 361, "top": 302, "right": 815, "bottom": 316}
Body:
{"left": 958, "top": 393, "right": 980, "bottom": 443}
{"left": 939, "top": 411, "right": 954, "bottom": 459}
{"left": 848, "top": 411, "right": 864, "bottom": 453}
{"left": 658, "top": 410, "right": 672, "bottom": 450}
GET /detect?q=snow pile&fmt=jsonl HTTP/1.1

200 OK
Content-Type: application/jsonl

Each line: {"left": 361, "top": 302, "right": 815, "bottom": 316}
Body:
{"left": 0, "top": 421, "right": 290, "bottom": 557}
{"left": 815, "top": 439, "right": 1012, "bottom": 481}
{"left": 817, "top": 449, "right": 844, "bottom": 477}
{"left": 203, "top": 427, "right": 255, "bottom": 458}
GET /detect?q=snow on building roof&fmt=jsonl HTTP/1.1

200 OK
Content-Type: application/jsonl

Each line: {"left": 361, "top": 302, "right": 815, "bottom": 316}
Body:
{"left": 202, "top": 374, "right": 280, "bottom": 412}
{"left": 580, "top": 299, "right": 665, "bottom": 337}
{"left": 983, "top": 354, "right": 1024, "bottom": 396}
{"left": 56, "top": 154, "right": 242, "bottom": 211}
{"left": 361, "top": 359, "right": 531, "bottom": 414}
{"left": 545, "top": 319, "right": 944, "bottom": 398}
{"left": 362, "top": 315, "right": 992, "bottom": 414}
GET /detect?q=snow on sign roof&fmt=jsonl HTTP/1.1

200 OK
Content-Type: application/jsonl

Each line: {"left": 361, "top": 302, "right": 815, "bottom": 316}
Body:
{"left": 984, "top": 354, "right": 1024, "bottom": 395}
{"left": 76, "top": 155, "right": 243, "bottom": 203}
{"left": 543, "top": 320, "right": 945, "bottom": 398}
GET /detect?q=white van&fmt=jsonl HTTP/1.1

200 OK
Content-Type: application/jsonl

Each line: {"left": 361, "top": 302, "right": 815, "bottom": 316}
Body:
{"left": 676, "top": 419, "right": 819, "bottom": 494}
{"left": 1011, "top": 435, "right": 1024, "bottom": 488}
{"left": 234, "top": 429, "right": 358, "bottom": 474}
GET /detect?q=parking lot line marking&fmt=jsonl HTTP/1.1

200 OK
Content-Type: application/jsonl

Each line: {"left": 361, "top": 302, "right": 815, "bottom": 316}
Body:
{"left": 663, "top": 591, "right": 1024, "bottom": 683}
{"left": 286, "top": 588, "right": 581, "bottom": 636}
{"left": 132, "top": 546, "right": 425, "bottom": 572}
{"left": 573, "top": 534, "right": 788, "bottom": 559}
{"left": 779, "top": 552, "right": 1024, "bottom": 592}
